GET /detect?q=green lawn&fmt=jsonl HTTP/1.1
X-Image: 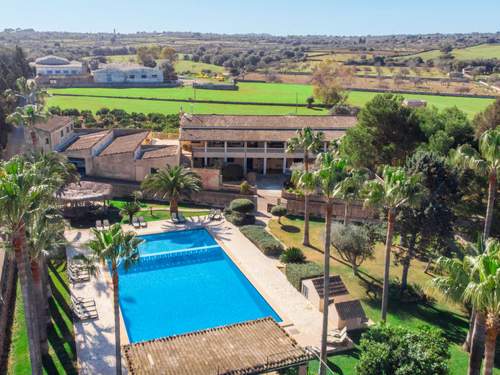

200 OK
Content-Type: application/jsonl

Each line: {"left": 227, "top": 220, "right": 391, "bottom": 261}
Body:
{"left": 175, "top": 60, "right": 226, "bottom": 75}
{"left": 268, "top": 216, "right": 500, "bottom": 375}
{"left": 8, "top": 261, "right": 78, "bottom": 374}
{"left": 47, "top": 82, "right": 494, "bottom": 117}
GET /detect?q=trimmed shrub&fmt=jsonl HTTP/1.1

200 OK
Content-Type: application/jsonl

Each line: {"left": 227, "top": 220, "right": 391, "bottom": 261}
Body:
{"left": 240, "top": 225, "right": 284, "bottom": 257}
{"left": 285, "top": 262, "right": 323, "bottom": 290}
{"left": 222, "top": 163, "right": 243, "bottom": 181}
{"left": 229, "top": 199, "right": 255, "bottom": 213}
{"left": 280, "top": 247, "right": 306, "bottom": 264}
{"left": 240, "top": 180, "right": 251, "bottom": 194}
{"left": 224, "top": 209, "right": 255, "bottom": 226}
{"left": 270, "top": 205, "right": 287, "bottom": 223}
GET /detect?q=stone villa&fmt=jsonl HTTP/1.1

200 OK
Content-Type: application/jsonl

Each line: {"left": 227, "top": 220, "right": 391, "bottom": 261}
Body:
{"left": 179, "top": 114, "right": 357, "bottom": 175}
{"left": 33, "top": 114, "right": 356, "bottom": 183}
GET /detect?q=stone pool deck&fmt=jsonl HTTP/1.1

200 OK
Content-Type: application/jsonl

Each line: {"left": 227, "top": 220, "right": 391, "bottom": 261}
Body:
{"left": 66, "top": 217, "right": 348, "bottom": 373}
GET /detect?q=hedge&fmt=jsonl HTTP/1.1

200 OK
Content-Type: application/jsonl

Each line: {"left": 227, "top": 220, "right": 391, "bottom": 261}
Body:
{"left": 285, "top": 262, "right": 324, "bottom": 291}
{"left": 240, "top": 225, "right": 284, "bottom": 257}
{"left": 229, "top": 199, "right": 255, "bottom": 213}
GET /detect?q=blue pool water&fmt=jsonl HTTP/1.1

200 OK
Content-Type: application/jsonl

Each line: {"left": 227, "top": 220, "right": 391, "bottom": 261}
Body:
{"left": 117, "top": 228, "right": 281, "bottom": 343}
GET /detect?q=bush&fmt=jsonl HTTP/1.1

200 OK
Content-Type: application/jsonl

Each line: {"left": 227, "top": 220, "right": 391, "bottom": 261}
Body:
{"left": 280, "top": 247, "right": 306, "bottom": 264}
{"left": 357, "top": 324, "right": 450, "bottom": 375}
{"left": 229, "top": 199, "right": 255, "bottom": 213}
{"left": 222, "top": 163, "right": 243, "bottom": 181}
{"left": 285, "top": 262, "right": 323, "bottom": 290}
{"left": 270, "top": 205, "right": 287, "bottom": 223}
{"left": 224, "top": 208, "right": 255, "bottom": 226}
{"left": 240, "top": 225, "right": 284, "bottom": 257}
{"left": 240, "top": 180, "right": 251, "bottom": 194}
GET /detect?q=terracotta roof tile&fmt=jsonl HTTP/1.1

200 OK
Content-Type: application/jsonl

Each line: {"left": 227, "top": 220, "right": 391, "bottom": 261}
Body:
{"left": 333, "top": 299, "right": 367, "bottom": 321}
{"left": 98, "top": 132, "right": 148, "bottom": 156}
{"left": 64, "top": 130, "right": 111, "bottom": 152}
{"left": 140, "top": 145, "right": 178, "bottom": 159}
{"left": 34, "top": 116, "right": 73, "bottom": 133}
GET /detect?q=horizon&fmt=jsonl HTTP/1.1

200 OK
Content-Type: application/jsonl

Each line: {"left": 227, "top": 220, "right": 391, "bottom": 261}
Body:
{"left": 1, "top": 0, "right": 500, "bottom": 36}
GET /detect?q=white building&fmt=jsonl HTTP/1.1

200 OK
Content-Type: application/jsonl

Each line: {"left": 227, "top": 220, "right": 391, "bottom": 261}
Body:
{"left": 34, "top": 55, "right": 85, "bottom": 77}
{"left": 92, "top": 64, "right": 163, "bottom": 84}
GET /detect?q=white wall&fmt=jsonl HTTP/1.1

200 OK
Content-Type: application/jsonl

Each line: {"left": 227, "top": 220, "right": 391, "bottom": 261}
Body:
{"left": 93, "top": 67, "right": 163, "bottom": 83}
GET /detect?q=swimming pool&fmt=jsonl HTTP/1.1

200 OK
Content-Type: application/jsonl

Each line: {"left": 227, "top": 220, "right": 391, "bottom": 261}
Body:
{"left": 117, "top": 228, "right": 281, "bottom": 343}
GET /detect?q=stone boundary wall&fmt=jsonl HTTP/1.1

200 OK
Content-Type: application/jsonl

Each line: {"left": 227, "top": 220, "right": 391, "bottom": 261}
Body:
{"left": 282, "top": 190, "right": 377, "bottom": 222}
{"left": 0, "top": 253, "right": 17, "bottom": 368}
{"left": 47, "top": 82, "right": 181, "bottom": 89}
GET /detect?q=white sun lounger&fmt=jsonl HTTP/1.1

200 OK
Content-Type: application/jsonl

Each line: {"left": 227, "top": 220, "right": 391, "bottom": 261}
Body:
{"left": 132, "top": 217, "right": 141, "bottom": 229}
{"left": 103, "top": 219, "right": 110, "bottom": 230}
{"left": 95, "top": 220, "right": 103, "bottom": 231}
{"left": 139, "top": 216, "right": 147, "bottom": 228}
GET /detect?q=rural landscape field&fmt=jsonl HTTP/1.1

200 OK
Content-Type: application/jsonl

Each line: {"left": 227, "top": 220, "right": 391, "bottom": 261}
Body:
{"left": 0, "top": 2, "right": 500, "bottom": 375}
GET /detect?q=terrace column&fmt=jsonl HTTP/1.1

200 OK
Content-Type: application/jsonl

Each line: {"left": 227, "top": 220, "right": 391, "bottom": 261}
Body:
{"left": 283, "top": 141, "right": 287, "bottom": 174}
{"left": 204, "top": 141, "right": 208, "bottom": 167}
{"left": 243, "top": 141, "right": 247, "bottom": 175}
{"left": 224, "top": 141, "right": 228, "bottom": 163}
{"left": 263, "top": 142, "right": 267, "bottom": 175}
{"left": 324, "top": 142, "right": 328, "bottom": 152}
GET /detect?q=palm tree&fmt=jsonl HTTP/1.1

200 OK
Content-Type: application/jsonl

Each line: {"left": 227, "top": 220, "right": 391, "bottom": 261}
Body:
{"left": 0, "top": 157, "right": 51, "bottom": 374}
{"left": 363, "top": 166, "right": 423, "bottom": 321}
{"left": 81, "top": 224, "right": 142, "bottom": 375}
{"left": 6, "top": 105, "right": 48, "bottom": 147}
{"left": 4, "top": 77, "right": 48, "bottom": 107}
{"left": 287, "top": 128, "right": 324, "bottom": 246}
{"left": 120, "top": 200, "right": 141, "bottom": 224}
{"left": 334, "top": 169, "right": 367, "bottom": 225}
{"left": 25, "top": 207, "right": 66, "bottom": 354}
{"left": 451, "top": 128, "right": 499, "bottom": 241}
{"left": 432, "top": 240, "right": 500, "bottom": 375}
{"left": 141, "top": 166, "right": 201, "bottom": 215}
{"left": 313, "top": 152, "right": 348, "bottom": 375}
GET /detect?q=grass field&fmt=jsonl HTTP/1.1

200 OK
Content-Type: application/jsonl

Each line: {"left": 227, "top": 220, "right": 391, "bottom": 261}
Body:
{"left": 268, "top": 216, "right": 500, "bottom": 375}
{"left": 8, "top": 261, "right": 77, "bottom": 374}
{"left": 47, "top": 82, "right": 494, "bottom": 117}
{"left": 400, "top": 43, "right": 500, "bottom": 61}
{"left": 175, "top": 60, "right": 226, "bottom": 74}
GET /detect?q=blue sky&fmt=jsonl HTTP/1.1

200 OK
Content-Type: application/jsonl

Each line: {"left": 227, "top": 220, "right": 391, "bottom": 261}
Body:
{"left": 1, "top": 0, "right": 499, "bottom": 35}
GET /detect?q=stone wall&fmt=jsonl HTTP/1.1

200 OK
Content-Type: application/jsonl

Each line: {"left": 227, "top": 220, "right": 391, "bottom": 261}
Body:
{"left": 192, "top": 168, "right": 222, "bottom": 190}
{"left": 91, "top": 152, "right": 137, "bottom": 181}
{"left": 283, "top": 190, "right": 376, "bottom": 222}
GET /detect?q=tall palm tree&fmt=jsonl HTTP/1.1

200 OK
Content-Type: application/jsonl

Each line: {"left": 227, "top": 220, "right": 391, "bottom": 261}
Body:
{"left": 141, "top": 166, "right": 201, "bottom": 215}
{"left": 6, "top": 105, "right": 48, "bottom": 148}
{"left": 363, "top": 166, "right": 423, "bottom": 321}
{"left": 287, "top": 128, "right": 324, "bottom": 246}
{"left": 334, "top": 169, "right": 367, "bottom": 225}
{"left": 81, "top": 224, "right": 142, "bottom": 375}
{"left": 25, "top": 207, "right": 66, "bottom": 354}
{"left": 451, "top": 128, "right": 499, "bottom": 241}
{"left": 0, "top": 157, "right": 51, "bottom": 374}
{"left": 313, "top": 152, "right": 348, "bottom": 375}
{"left": 432, "top": 239, "right": 500, "bottom": 375}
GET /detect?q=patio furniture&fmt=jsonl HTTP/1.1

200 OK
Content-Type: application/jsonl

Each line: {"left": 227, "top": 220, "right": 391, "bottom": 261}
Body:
{"left": 71, "top": 296, "right": 98, "bottom": 321}
{"left": 214, "top": 209, "right": 222, "bottom": 220}
{"left": 103, "top": 219, "right": 110, "bottom": 230}
{"left": 132, "top": 217, "right": 141, "bottom": 229}
{"left": 208, "top": 209, "right": 216, "bottom": 221}
{"left": 328, "top": 326, "right": 347, "bottom": 339}
{"left": 95, "top": 220, "right": 103, "bottom": 230}
{"left": 177, "top": 212, "right": 187, "bottom": 223}
{"left": 171, "top": 213, "right": 180, "bottom": 224}
{"left": 327, "top": 327, "right": 348, "bottom": 345}
{"left": 139, "top": 216, "right": 147, "bottom": 228}
{"left": 68, "top": 267, "right": 90, "bottom": 284}
{"left": 68, "top": 259, "right": 86, "bottom": 273}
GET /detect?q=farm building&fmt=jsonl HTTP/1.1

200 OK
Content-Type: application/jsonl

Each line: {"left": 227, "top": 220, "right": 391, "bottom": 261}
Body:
{"left": 33, "top": 55, "right": 85, "bottom": 77}
{"left": 403, "top": 99, "right": 427, "bottom": 108}
{"left": 301, "top": 275, "right": 368, "bottom": 331}
{"left": 92, "top": 64, "right": 163, "bottom": 84}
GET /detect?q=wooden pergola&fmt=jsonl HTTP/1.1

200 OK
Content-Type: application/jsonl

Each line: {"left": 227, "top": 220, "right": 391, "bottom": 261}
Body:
{"left": 123, "top": 318, "right": 313, "bottom": 375}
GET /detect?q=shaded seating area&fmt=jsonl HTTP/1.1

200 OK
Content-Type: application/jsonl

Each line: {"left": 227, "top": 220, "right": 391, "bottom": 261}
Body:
{"left": 123, "top": 318, "right": 313, "bottom": 375}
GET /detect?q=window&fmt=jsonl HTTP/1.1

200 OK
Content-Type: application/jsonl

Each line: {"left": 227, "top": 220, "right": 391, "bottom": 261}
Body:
{"left": 66, "top": 127, "right": 70, "bottom": 134}
{"left": 141, "top": 74, "right": 147, "bottom": 79}
{"left": 227, "top": 158, "right": 235, "bottom": 163}
{"left": 47, "top": 70, "right": 53, "bottom": 74}
{"left": 60, "top": 130, "right": 64, "bottom": 137}
{"left": 45, "top": 138, "right": 49, "bottom": 145}
{"left": 63, "top": 70, "right": 69, "bottom": 74}
{"left": 129, "top": 74, "right": 135, "bottom": 79}
{"left": 152, "top": 74, "right": 158, "bottom": 78}
{"left": 71, "top": 70, "right": 77, "bottom": 74}
{"left": 55, "top": 70, "right": 61, "bottom": 74}
{"left": 150, "top": 168, "right": 159, "bottom": 174}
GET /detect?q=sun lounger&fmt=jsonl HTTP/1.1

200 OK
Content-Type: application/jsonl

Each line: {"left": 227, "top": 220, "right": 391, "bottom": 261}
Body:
{"left": 214, "top": 209, "right": 222, "bottom": 220}
{"left": 328, "top": 327, "right": 348, "bottom": 345}
{"left": 132, "top": 217, "right": 141, "bottom": 229}
{"left": 103, "top": 219, "right": 110, "bottom": 230}
{"left": 72, "top": 298, "right": 98, "bottom": 321}
{"left": 208, "top": 209, "right": 216, "bottom": 221}
{"left": 139, "top": 216, "right": 147, "bottom": 228}
{"left": 171, "top": 212, "right": 180, "bottom": 224}
{"left": 95, "top": 220, "right": 103, "bottom": 231}
{"left": 329, "top": 326, "right": 347, "bottom": 339}
{"left": 71, "top": 292, "right": 96, "bottom": 308}
{"left": 68, "top": 267, "right": 90, "bottom": 284}
{"left": 177, "top": 212, "right": 186, "bottom": 223}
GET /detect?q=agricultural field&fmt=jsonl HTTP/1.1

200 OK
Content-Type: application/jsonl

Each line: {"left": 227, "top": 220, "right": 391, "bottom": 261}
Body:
{"left": 47, "top": 82, "right": 494, "bottom": 117}
{"left": 352, "top": 65, "right": 447, "bottom": 78}
{"left": 400, "top": 43, "right": 500, "bottom": 61}
{"left": 175, "top": 60, "right": 226, "bottom": 75}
